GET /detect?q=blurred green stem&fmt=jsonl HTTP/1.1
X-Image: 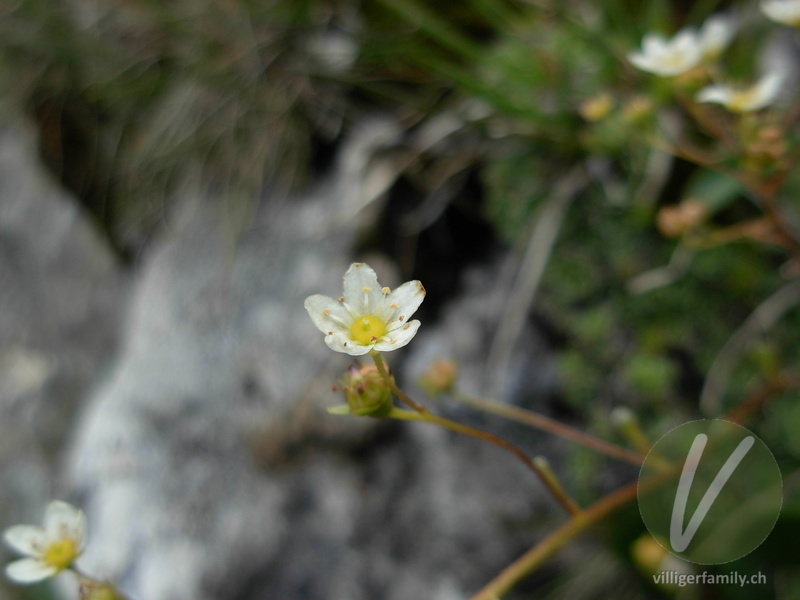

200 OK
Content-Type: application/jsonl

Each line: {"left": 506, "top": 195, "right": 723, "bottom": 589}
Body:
{"left": 388, "top": 407, "right": 582, "bottom": 515}
{"left": 453, "top": 390, "right": 644, "bottom": 465}
{"left": 372, "top": 351, "right": 580, "bottom": 513}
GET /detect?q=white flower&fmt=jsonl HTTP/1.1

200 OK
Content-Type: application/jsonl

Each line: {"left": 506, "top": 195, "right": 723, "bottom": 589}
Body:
{"left": 762, "top": 0, "right": 800, "bottom": 27}
{"left": 696, "top": 71, "right": 785, "bottom": 112}
{"left": 697, "top": 14, "right": 736, "bottom": 61}
{"left": 628, "top": 30, "right": 703, "bottom": 76}
{"left": 3, "top": 501, "right": 87, "bottom": 584}
{"left": 305, "top": 262, "right": 425, "bottom": 356}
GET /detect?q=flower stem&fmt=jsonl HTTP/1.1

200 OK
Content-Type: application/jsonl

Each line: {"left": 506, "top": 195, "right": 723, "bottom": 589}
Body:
{"left": 389, "top": 407, "right": 582, "bottom": 515}
{"left": 453, "top": 390, "right": 644, "bottom": 465}
{"left": 370, "top": 351, "right": 428, "bottom": 413}
{"left": 467, "top": 480, "right": 640, "bottom": 600}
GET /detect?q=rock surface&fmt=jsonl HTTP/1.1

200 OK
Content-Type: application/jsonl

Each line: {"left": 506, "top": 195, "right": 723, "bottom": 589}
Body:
{"left": 0, "top": 104, "right": 124, "bottom": 600}
{"left": 2, "top": 108, "right": 575, "bottom": 600}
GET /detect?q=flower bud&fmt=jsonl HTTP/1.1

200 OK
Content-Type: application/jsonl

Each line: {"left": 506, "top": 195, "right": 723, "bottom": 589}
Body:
{"left": 418, "top": 359, "right": 458, "bottom": 397}
{"left": 631, "top": 534, "right": 667, "bottom": 574}
{"left": 340, "top": 364, "right": 393, "bottom": 417}
{"left": 79, "top": 581, "right": 125, "bottom": 600}
{"left": 656, "top": 200, "right": 707, "bottom": 238}
{"left": 579, "top": 93, "right": 614, "bottom": 122}
{"left": 621, "top": 95, "right": 653, "bottom": 124}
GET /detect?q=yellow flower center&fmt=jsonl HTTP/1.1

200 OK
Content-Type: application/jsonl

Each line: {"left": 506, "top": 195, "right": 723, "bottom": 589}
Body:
{"left": 349, "top": 315, "right": 387, "bottom": 345}
{"left": 729, "top": 90, "right": 755, "bottom": 113}
{"left": 43, "top": 538, "right": 78, "bottom": 570}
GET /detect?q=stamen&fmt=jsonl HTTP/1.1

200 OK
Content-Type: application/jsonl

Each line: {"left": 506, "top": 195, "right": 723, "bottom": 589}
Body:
{"left": 381, "top": 287, "right": 391, "bottom": 294}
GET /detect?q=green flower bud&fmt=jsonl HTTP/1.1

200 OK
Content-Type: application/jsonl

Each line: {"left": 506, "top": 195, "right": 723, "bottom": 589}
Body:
{"left": 79, "top": 581, "right": 125, "bottom": 600}
{"left": 340, "top": 364, "right": 393, "bottom": 417}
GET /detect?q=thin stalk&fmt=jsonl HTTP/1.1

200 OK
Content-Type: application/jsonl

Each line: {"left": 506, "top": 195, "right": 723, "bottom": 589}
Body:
{"left": 453, "top": 390, "right": 644, "bottom": 466}
{"left": 389, "top": 407, "right": 582, "bottom": 515}
{"left": 467, "top": 480, "right": 640, "bottom": 600}
{"left": 371, "top": 351, "right": 428, "bottom": 413}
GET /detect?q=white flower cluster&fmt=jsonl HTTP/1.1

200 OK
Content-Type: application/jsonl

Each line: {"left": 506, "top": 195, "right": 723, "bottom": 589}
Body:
{"left": 629, "top": 10, "right": 790, "bottom": 113}
{"left": 627, "top": 15, "right": 735, "bottom": 77}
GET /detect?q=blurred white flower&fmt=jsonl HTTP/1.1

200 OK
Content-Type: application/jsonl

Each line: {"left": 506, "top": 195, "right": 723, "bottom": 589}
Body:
{"left": 628, "top": 30, "right": 703, "bottom": 76}
{"left": 696, "top": 72, "right": 785, "bottom": 112}
{"left": 305, "top": 262, "right": 425, "bottom": 356}
{"left": 762, "top": 0, "right": 800, "bottom": 26}
{"left": 3, "top": 501, "right": 87, "bottom": 584}
{"left": 697, "top": 14, "right": 736, "bottom": 61}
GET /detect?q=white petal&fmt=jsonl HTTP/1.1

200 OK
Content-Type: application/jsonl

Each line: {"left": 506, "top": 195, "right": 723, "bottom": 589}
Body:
{"left": 762, "top": 1, "right": 800, "bottom": 24}
{"left": 699, "top": 14, "right": 735, "bottom": 56}
{"left": 342, "top": 263, "right": 382, "bottom": 314}
{"left": 304, "top": 295, "right": 353, "bottom": 335}
{"left": 373, "top": 320, "right": 421, "bottom": 352}
{"left": 673, "top": 29, "right": 699, "bottom": 52}
{"left": 752, "top": 72, "right": 784, "bottom": 107}
{"left": 324, "top": 332, "right": 373, "bottom": 356}
{"left": 642, "top": 33, "right": 667, "bottom": 55}
{"left": 383, "top": 280, "right": 426, "bottom": 329}
{"left": 627, "top": 52, "right": 653, "bottom": 72}
{"left": 696, "top": 85, "right": 730, "bottom": 104}
{"left": 3, "top": 525, "right": 46, "bottom": 557}
{"left": 5, "top": 558, "right": 58, "bottom": 584}
{"left": 44, "top": 501, "right": 86, "bottom": 547}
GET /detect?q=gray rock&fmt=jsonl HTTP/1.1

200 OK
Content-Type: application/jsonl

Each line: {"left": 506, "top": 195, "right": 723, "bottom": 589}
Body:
{"left": 0, "top": 110, "right": 571, "bottom": 600}
{"left": 0, "top": 103, "right": 123, "bottom": 598}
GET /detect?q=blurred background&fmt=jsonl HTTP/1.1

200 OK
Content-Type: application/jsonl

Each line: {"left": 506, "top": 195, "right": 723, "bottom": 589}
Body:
{"left": 1, "top": 0, "right": 799, "bottom": 599}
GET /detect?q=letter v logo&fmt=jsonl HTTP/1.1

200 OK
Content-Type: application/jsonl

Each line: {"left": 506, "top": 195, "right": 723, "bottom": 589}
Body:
{"left": 669, "top": 433, "right": 755, "bottom": 552}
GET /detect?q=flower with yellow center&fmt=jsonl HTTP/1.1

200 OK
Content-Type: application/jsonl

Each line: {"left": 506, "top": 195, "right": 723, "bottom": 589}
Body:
{"left": 628, "top": 30, "right": 703, "bottom": 76}
{"left": 696, "top": 71, "right": 785, "bottom": 113}
{"left": 305, "top": 262, "right": 425, "bottom": 356}
{"left": 3, "top": 500, "right": 87, "bottom": 584}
